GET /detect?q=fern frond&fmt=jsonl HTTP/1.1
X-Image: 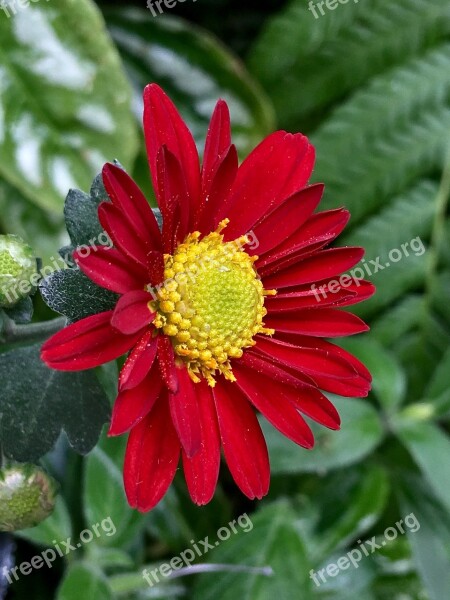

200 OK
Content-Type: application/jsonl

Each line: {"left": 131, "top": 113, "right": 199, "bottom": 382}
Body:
{"left": 340, "top": 180, "right": 437, "bottom": 318}
{"left": 314, "top": 105, "right": 450, "bottom": 223}
{"left": 314, "top": 43, "right": 450, "bottom": 160}
{"left": 248, "top": 0, "right": 450, "bottom": 127}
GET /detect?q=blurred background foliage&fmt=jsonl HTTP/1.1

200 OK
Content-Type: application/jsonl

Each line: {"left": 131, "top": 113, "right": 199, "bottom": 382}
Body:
{"left": 0, "top": 0, "right": 449, "bottom": 598}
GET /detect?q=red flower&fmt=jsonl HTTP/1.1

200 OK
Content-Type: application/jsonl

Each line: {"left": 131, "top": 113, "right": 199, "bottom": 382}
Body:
{"left": 42, "top": 84, "right": 374, "bottom": 511}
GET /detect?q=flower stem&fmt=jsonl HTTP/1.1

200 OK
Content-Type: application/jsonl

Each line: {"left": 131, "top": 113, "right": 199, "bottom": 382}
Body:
{"left": 0, "top": 316, "right": 66, "bottom": 345}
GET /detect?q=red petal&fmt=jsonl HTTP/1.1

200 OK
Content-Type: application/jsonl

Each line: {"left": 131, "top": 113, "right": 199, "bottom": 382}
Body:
{"left": 119, "top": 330, "right": 158, "bottom": 391}
{"left": 259, "top": 208, "right": 350, "bottom": 272}
{"left": 98, "top": 202, "right": 153, "bottom": 268}
{"left": 265, "top": 288, "right": 358, "bottom": 311}
{"left": 219, "top": 132, "right": 315, "bottom": 240}
{"left": 197, "top": 144, "right": 238, "bottom": 234}
{"left": 111, "top": 290, "right": 154, "bottom": 335}
{"left": 147, "top": 251, "right": 165, "bottom": 288}
{"left": 273, "top": 333, "right": 372, "bottom": 397}
{"left": 238, "top": 352, "right": 340, "bottom": 429}
{"left": 41, "top": 311, "right": 140, "bottom": 370}
{"left": 332, "top": 280, "right": 376, "bottom": 306}
{"left": 143, "top": 84, "right": 200, "bottom": 224}
{"left": 250, "top": 184, "right": 324, "bottom": 256}
{"left": 213, "top": 380, "right": 269, "bottom": 500}
{"left": 109, "top": 364, "right": 163, "bottom": 436}
{"left": 73, "top": 247, "right": 146, "bottom": 294}
{"left": 102, "top": 163, "right": 161, "bottom": 249}
{"left": 202, "top": 99, "right": 231, "bottom": 194}
{"left": 157, "top": 335, "right": 179, "bottom": 393}
{"left": 265, "top": 308, "right": 369, "bottom": 337}
{"left": 234, "top": 363, "right": 314, "bottom": 448}
{"left": 182, "top": 382, "right": 221, "bottom": 505}
{"left": 124, "top": 392, "right": 180, "bottom": 512}
{"left": 239, "top": 350, "right": 316, "bottom": 389}
{"left": 254, "top": 335, "right": 358, "bottom": 380}
{"left": 169, "top": 367, "right": 202, "bottom": 458}
{"left": 263, "top": 247, "right": 365, "bottom": 289}
{"left": 156, "top": 146, "right": 190, "bottom": 252}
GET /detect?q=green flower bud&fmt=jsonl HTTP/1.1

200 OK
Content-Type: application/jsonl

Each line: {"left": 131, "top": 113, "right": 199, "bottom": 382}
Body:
{"left": 0, "top": 234, "right": 36, "bottom": 308}
{"left": 0, "top": 464, "right": 58, "bottom": 532}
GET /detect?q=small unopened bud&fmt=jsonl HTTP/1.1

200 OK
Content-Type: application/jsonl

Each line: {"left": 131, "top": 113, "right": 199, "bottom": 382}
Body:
{"left": 0, "top": 464, "right": 58, "bottom": 532}
{"left": 0, "top": 234, "right": 35, "bottom": 308}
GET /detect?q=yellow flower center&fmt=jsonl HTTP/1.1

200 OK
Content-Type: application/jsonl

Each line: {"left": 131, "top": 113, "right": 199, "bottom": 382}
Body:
{"left": 152, "top": 220, "right": 275, "bottom": 386}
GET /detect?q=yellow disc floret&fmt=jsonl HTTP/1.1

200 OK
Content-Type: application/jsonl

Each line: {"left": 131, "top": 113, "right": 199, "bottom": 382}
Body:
{"left": 152, "top": 220, "right": 275, "bottom": 386}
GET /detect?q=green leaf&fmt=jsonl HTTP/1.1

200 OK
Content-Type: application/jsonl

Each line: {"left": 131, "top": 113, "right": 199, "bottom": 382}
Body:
{"left": 312, "top": 550, "right": 376, "bottom": 599}
{"left": 193, "top": 501, "right": 311, "bottom": 600}
{"left": 314, "top": 466, "right": 389, "bottom": 560}
{"left": 0, "top": 344, "right": 110, "bottom": 461}
{"left": 17, "top": 495, "right": 72, "bottom": 548}
{"left": 90, "top": 547, "right": 134, "bottom": 571}
{"left": 370, "top": 295, "right": 425, "bottom": 347}
{"left": 393, "top": 416, "right": 450, "bottom": 513}
{"left": 0, "top": 0, "right": 138, "bottom": 212}
{"left": 0, "top": 177, "right": 66, "bottom": 269}
{"left": 40, "top": 269, "right": 118, "bottom": 323}
{"left": 57, "top": 563, "right": 113, "bottom": 600}
{"left": 84, "top": 446, "right": 137, "bottom": 548}
{"left": 63, "top": 189, "right": 104, "bottom": 251}
{"left": 106, "top": 8, "right": 274, "bottom": 156}
{"left": 397, "top": 474, "right": 450, "bottom": 600}
{"left": 339, "top": 339, "right": 406, "bottom": 413}
{"left": 85, "top": 433, "right": 147, "bottom": 549}
{"left": 425, "top": 344, "right": 450, "bottom": 400}
{"left": 263, "top": 397, "right": 384, "bottom": 475}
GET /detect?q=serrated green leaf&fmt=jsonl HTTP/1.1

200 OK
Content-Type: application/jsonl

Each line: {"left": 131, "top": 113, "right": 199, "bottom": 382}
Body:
{"left": 0, "top": 344, "right": 110, "bottom": 462}
{"left": 63, "top": 189, "right": 104, "bottom": 250}
{"left": 0, "top": 0, "right": 138, "bottom": 212}
{"left": 40, "top": 268, "right": 118, "bottom": 323}
{"left": 262, "top": 397, "right": 384, "bottom": 475}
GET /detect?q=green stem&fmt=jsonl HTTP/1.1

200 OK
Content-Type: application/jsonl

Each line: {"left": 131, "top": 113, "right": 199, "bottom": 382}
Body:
{"left": 0, "top": 316, "right": 66, "bottom": 345}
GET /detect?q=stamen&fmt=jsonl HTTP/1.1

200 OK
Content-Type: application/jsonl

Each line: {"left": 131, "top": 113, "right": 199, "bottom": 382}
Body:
{"left": 153, "top": 222, "right": 275, "bottom": 385}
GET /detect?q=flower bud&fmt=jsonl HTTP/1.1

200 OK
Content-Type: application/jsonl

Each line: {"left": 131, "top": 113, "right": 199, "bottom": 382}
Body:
{"left": 0, "top": 234, "right": 35, "bottom": 308}
{"left": 0, "top": 464, "right": 58, "bottom": 532}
